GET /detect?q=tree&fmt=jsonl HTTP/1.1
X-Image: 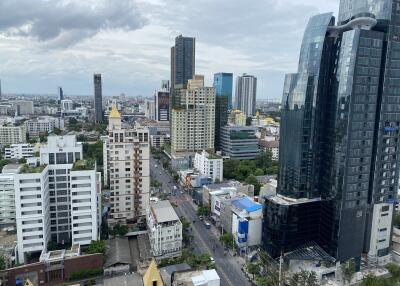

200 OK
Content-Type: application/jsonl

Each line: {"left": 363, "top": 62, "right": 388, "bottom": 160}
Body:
{"left": 341, "top": 259, "right": 356, "bottom": 284}
{"left": 289, "top": 270, "right": 318, "bottom": 286}
{"left": 0, "top": 254, "right": 6, "bottom": 270}
{"left": 219, "top": 233, "right": 235, "bottom": 249}
{"left": 245, "top": 174, "right": 261, "bottom": 195}
{"left": 53, "top": 127, "right": 62, "bottom": 135}
{"left": 256, "top": 276, "right": 274, "bottom": 286}
{"left": 386, "top": 263, "right": 400, "bottom": 280}
{"left": 247, "top": 263, "right": 259, "bottom": 280}
{"left": 87, "top": 240, "right": 106, "bottom": 255}
{"left": 360, "top": 274, "right": 388, "bottom": 286}
{"left": 111, "top": 223, "right": 129, "bottom": 236}
{"left": 255, "top": 151, "right": 273, "bottom": 169}
{"left": 18, "top": 158, "right": 27, "bottom": 164}
{"left": 246, "top": 117, "right": 253, "bottom": 126}
{"left": 83, "top": 140, "right": 103, "bottom": 166}
{"left": 197, "top": 206, "right": 210, "bottom": 217}
{"left": 223, "top": 159, "right": 237, "bottom": 179}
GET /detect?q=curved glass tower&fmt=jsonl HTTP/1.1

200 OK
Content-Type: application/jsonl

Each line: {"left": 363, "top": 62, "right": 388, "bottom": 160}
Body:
{"left": 264, "top": 0, "right": 400, "bottom": 265}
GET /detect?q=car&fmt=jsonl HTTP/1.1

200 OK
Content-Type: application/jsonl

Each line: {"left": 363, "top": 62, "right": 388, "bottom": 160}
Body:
{"left": 159, "top": 172, "right": 162, "bottom": 175}
{"left": 204, "top": 221, "right": 211, "bottom": 229}
{"left": 210, "top": 257, "right": 215, "bottom": 264}
{"left": 154, "top": 164, "right": 158, "bottom": 168}
{"left": 199, "top": 215, "right": 204, "bottom": 220}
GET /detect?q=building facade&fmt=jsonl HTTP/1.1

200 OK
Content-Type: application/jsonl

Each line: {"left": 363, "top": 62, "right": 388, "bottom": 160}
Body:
{"left": 263, "top": 0, "right": 400, "bottom": 265}
{"left": 171, "top": 75, "right": 215, "bottom": 156}
{"left": 171, "top": 35, "right": 195, "bottom": 89}
{"left": 147, "top": 201, "right": 182, "bottom": 260}
{"left": 194, "top": 151, "right": 223, "bottom": 183}
{"left": 234, "top": 74, "right": 257, "bottom": 117}
{"left": 94, "top": 74, "right": 103, "bottom": 123}
{"left": 155, "top": 90, "right": 170, "bottom": 122}
{"left": 0, "top": 164, "right": 21, "bottom": 225}
{"left": 25, "top": 116, "right": 64, "bottom": 136}
{"left": 0, "top": 126, "right": 26, "bottom": 147}
{"left": 214, "top": 72, "right": 233, "bottom": 109}
{"left": 220, "top": 126, "right": 259, "bottom": 160}
{"left": 4, "top": 144, "right": 35, "bottom": 160}
{"left": 103, "top": 106, "right": 150, "bottom": 226}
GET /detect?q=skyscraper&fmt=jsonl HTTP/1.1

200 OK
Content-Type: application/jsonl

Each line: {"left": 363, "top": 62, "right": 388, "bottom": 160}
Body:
{"left": 94, "top": 74, "right": 103, "bottom": 123}
{"left": 170, "top": 35, "right": 195, "bottom": 108}
{"left": 58, "top": 86, "right": 64, "bottom": 104}
{"left": 263, "top": 0, "right": 400, "bottom": 267}
{"left": 234, "top": 74, "right": 257, "bottom": 117}
{"left": 213, "top": 73, "right": 233, "bottom": 151}
{"left": 214, "top": 73, "right": 233, "bottom": 109}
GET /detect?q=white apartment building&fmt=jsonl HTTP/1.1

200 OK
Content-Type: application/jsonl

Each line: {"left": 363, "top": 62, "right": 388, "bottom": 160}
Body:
{"left": 145, "top": 99, "right": 156, "bottom": 120}
{"left": 367, "top": 203, "right": 393, "bottom": 266}
{"left": 0, "top": 125, "right": 27, "bottom": 147}
{"left": 0, "top": 164, "right": 22, "bottom": 225}
{"left": 104, "top": 106, "right": 150, "bottom": 226}
{"left": 15, "top": 135, "right": 100, "bottom": 263}
{"left": 194, "top": 150, "right": 223, "bottom": 183}
{"left": 25, "top": 116, "right": 64, "bottom": 136}
{"left": 4, "top": 144, "right": 35, "bottom": 160}
{"left": 171, "top": 75, "right": 215, "bottom": 156}
{"left": 15, "top": 165, "right": 51, "bottom": 264}
{"left": 61, "top": 100, "right": 74, "bottom": 111}
{"left": 70, "top": 169, "right": 99, "bottom": 245}
{"left": 147, "top": 200, "right": 182, "bottom": 260}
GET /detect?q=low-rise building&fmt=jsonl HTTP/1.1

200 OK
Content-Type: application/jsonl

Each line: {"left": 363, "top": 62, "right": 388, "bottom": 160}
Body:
{"left": 202, "top": 182, "right": 254, "bottom": 207}
{"left": 259, "top": 140, "right": 279, "bottom": 161}
{"left": 25, "top": 116, "right": 64, "bottom": 136}
{"left": 0, "top": 125, "right": 26, "bottom": 147}
{"left": 173, "top": 269, "right": 220, "bottom": 286}
{"left": 220, "top": 126, "right": 259, "bottom": 160}
{"left": 147, "top": 201, "right": 182, "bottom": 260}
{"left": 151, "top": 134, "right": 170, "bottom": 149}
{"left": 231, "top": 197, "right": 263, "bottom": 252}
{"left": 4, "top": 144, "right": 36, "bottom": 160}
{"left": 194, "top": 151, "right": 223, "bottom": 183}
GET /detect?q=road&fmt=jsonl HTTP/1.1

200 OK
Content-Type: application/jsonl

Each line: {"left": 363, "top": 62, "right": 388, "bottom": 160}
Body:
{"left": 151, "top": 154, "right": 251, "bottom": 286}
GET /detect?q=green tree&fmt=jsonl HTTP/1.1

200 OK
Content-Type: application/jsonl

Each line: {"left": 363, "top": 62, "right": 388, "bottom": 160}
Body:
{"left": 223, "top": 160, "right": 237, "bottom": 179}
{"left": 246, "top": 117, "right": 253, "bottom": 126}
{"left": 53, "top": 127, "right": 62, "bottom": 135}
{"left": 255, "top": 151, "right": 273, "bottom": 169}
{"left": 0, "top": 254, "right": 7, "bottom": 270}
{"left": 341, "top": 259, "right": 356, "bottom": 284}
{"left": 197, "top": 206, "right": 210, "bottom": 217}
{"left": 219, "top": 233, "right": 235, "bottom": 249}
{"left": 83, "top": 140, "right": 103, "bottom": 166}
{"left": 111, "top": 223, "right": 129, "bottom": 236}
{"left": 289, "top": 270, "right": 318, "bottom": 286}
{"left": 87, "top": 240, "right": 106, "bottom": 255}
{"left": 247, "top": 263, "right": 259, "bottom": 279}
{"left": 245, "top": 174, "right": 261, "bottom": 195}
{"left": 360, "top": 274, "right": 388, "bottom": 286}
{"left": 18, "top": 158, "right": 27, "bottom": 164}
{"left": 256, "top": 276, "right": 274, "bottom": 286}
{"left": 386, "top": 263, "right": 400, "bottom": 280}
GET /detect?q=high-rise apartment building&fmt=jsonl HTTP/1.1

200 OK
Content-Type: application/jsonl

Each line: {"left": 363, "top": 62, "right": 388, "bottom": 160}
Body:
{"left": 171, "top": 75, "right": 215, "bottom": 156}
{"left": 170, "top": 35, "right": 195, "bottom": 109}
{"left": 103, "top": 106, "right": 150, "bottom": 226}
{"left": 234, "top": 74, "right": 257, "bottom": 117}
{"left": 263, "top": 0, "right": 400, "bottom": 266}
{"left": 145, "top": 99, "right": 156, "bottom": 120}
{"left": 0, "top": 164, "right": 21, "bottom": 225}
{"left": 15, "top": 135, "right": 101, "bottom": 263}
{"left": 0, "top": 125, "right": 27, "bottom": 147}
{"left": 94, "top": 74, "right": 103, "bottom": 123}
{"left": 213, "top": 73, "right": 232, "bottom": 151}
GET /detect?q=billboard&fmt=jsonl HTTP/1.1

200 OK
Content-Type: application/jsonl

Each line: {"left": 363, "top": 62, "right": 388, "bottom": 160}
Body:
{"left": 156, "top": 91, "right": 170, "bottom": 122}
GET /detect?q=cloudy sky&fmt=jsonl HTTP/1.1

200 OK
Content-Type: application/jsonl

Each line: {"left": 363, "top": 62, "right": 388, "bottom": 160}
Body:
{"left": 0, "top": 0, "right": 339, "bottom": 99}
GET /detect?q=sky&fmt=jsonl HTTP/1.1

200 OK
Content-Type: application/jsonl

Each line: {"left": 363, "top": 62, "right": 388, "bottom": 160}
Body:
{"left": 0, "top": 0, "right": 339, "bottom": 100}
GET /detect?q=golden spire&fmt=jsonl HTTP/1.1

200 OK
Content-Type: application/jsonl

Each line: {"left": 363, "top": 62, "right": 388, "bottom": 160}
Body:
{"left": 143, "top": 259, "right": 164, "bottom": 286}
{"left": 109, "top": 104, "right": 121, "bottom": 119}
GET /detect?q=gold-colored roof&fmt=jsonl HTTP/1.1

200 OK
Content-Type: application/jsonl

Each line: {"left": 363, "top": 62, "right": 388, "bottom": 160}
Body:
{"left": 143, "top": 259, "right": 164, "bottom": 286}
{"left": 109, "top": 104, "right": 121, "bottom": 119}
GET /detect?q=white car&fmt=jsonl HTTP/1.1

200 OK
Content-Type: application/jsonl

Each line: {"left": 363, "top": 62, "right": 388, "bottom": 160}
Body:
{"left": 210, "top": 257, "right": 215, "bottom": 264}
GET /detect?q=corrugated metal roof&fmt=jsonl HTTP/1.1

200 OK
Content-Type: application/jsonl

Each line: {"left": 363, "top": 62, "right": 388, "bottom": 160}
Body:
{"left": 232, "top": 197, "right": 262, "bottom": 212}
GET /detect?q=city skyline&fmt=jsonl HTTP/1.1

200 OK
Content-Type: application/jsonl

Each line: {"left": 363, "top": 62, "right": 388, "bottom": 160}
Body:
{"left": 0, "top": 0, "right": 338, "bottom": 99}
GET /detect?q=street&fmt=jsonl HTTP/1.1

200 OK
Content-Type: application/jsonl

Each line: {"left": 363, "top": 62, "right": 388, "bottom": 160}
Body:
{"left": 151, "top": 154, "right": 251, "bottom": 286}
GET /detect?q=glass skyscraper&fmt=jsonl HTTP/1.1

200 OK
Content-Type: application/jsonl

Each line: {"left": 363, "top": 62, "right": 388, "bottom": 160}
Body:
{"left": 263, "top": 0, "right": 400, "bottom": 266}
{"left": 213, "top": 73, "right": 233, "bottom": 150}
{"left": 93, "top": 73, "right": 103, "bottom": 124}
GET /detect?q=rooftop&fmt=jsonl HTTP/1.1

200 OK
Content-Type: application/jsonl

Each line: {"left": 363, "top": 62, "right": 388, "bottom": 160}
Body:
{"left": 268, "top": 194, "right": 321, "bottom": 206}
{"left": 232, "top": 197, "right": 262, "bottom": 212}
{"left": 1, "top": 164, "right": 22, "bottom": 174}
{"left": 20, "top": 164, "right": 47, "bottom": 174}
{"left": 104, "top": 273, "right": 143, "bottom": 286}
{"left": 150, "top": 200, "right": 179, "bottom": 223}
{"left": 71, "top": 159, "right": 95, "bottom": 171}
{"left": 174, "top": 269, "right": 220, "bottom": 286}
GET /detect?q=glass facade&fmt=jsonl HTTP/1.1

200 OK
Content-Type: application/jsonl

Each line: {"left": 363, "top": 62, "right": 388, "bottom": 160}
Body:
{"left": 213, "top": 73, "right": 233, "bottom": 109}
{"left": 264, "top": 0, "right": 400, "bottom": 263}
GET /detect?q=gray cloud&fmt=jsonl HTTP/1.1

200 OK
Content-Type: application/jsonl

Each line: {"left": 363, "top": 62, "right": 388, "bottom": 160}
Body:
{"left": 0, "top": 0, "right": 146, "bottom": 47}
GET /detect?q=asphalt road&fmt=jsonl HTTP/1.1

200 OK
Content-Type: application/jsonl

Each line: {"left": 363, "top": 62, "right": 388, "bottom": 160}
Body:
{"left": 150, "top": 155, "right": 251, "bottom": 286}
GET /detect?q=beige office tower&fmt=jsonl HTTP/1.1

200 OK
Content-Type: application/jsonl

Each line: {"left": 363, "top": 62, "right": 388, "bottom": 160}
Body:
{"left": 171, "top": 75, "right": 215, "bottom": 156}
{"left": 104, "top": 105, "right": 150, "bottom": 226}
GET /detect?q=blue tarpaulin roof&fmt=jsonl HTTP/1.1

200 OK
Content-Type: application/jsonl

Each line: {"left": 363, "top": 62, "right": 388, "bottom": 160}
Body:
{"left": 232, "top": 197, "right": 262, "bottom": 212}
